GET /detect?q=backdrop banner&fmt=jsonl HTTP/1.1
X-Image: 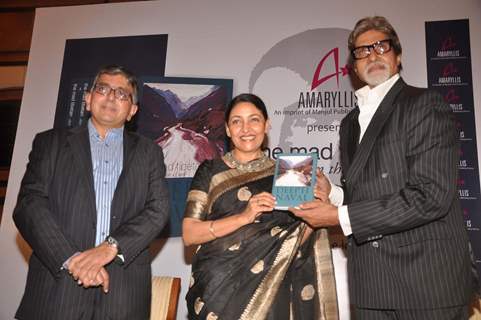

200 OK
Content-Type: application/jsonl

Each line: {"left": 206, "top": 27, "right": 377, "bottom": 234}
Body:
{"left": 425, "top": 19, "right": 481, "bottom": 284}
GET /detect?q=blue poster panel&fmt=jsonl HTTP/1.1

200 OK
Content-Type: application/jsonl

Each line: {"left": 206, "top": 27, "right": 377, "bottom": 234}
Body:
{"left": 425, "top": 19, "right": 481, "bottom": 283}
{"left": 54, "top": 34, "right": 168, "bottom": 128}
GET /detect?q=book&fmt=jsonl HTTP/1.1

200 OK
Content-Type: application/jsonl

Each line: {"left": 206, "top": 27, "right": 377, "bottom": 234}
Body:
{"left": 272, "top": 153, "right": 317, "bottom": 210}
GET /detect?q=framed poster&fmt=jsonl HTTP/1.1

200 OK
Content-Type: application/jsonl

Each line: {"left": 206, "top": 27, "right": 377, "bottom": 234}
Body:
{"left": 138, "top": 77, "right": 233, "bottom": 236}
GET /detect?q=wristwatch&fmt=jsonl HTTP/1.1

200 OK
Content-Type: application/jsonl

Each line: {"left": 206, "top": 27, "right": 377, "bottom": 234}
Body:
{"left": 105, "top": 235, "right": 124, "bottom": 265}
{"left": 105, "top": 235, "right": 120, "bottom": 252}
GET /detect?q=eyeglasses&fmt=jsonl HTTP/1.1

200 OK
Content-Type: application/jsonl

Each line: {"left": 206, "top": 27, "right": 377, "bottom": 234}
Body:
{"left": 93, "top": 83, "right": 132, "bottom": 101}
{"left": 351, "top": 39, "right": 392, "bottom": 60}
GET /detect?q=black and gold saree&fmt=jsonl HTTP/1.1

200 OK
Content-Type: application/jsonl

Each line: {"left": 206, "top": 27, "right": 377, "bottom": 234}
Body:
{"left": 184, "top": 157, "right": 338, "bottom": 320}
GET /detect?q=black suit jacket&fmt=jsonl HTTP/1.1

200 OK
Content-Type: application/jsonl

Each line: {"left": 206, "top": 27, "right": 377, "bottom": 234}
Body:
{"left": 13, "top": 125, "right": 169, "bottom": 320}
{"left": 339, "top": 78, "right": 473, "bottom": 309}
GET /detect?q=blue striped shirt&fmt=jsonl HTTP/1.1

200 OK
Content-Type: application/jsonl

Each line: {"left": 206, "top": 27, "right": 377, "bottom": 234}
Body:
{"left": 88, "top": 119, "right": 124, "bottom": 246}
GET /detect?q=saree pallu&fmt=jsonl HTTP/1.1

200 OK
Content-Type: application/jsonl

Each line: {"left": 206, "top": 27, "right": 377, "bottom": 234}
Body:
{"left": 185, "top": 159, "right": 338, "bottom": 320}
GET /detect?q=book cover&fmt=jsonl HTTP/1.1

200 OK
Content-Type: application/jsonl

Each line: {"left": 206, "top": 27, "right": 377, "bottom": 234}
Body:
{"left": 272, "top": 153, "right": 317, "bottom": 210}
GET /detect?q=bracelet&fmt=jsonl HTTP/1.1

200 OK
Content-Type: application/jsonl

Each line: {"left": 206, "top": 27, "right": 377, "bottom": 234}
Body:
{"left": 209, "top": 220, "right": 218, "bottom": 239}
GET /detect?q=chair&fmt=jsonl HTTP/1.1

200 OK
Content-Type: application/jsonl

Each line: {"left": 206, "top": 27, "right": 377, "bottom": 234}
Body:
{"left": 150, "top": 276, "right": 181, "bottom": 320}
{"left": 470, "top": 297, "right": 481, "bottom": 320}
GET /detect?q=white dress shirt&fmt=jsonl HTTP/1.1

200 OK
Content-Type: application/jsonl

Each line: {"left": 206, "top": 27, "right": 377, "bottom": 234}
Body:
{"left": 331, "top": 74, "right": 400, "bottom": 236}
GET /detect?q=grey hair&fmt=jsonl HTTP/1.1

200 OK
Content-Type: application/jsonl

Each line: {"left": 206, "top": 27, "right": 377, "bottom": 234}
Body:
{"left": 348, "top": 16, "right": 402, "bottom": 70}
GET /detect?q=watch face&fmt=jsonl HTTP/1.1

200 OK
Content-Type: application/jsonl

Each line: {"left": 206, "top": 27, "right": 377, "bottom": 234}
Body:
{"left": 107, "top": 236, "right": 118, "bottom": 247}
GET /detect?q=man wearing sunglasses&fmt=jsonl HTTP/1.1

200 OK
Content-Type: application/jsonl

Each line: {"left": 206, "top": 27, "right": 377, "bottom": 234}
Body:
{"left": 13, "top": 65, "right": 169, "bottom": 319}
{"left": 292, "top": 16, "right": 475, "bottom": 319}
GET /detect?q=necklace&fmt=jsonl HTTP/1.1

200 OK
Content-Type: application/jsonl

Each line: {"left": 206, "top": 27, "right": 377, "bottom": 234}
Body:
{"left": 223, "top": 151, "right": 271, "bottom": 172}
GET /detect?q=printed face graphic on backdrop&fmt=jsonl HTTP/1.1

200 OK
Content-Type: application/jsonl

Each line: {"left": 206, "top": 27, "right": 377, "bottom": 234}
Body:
{"left": 249, "top": 28, "right": 357, "bottom": 184}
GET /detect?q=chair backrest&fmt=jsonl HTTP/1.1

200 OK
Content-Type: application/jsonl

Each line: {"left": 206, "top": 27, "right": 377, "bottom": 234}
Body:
{"left": 470, "top": 297, "right": 481, "bottom": 320}
{"left": 151, "top": 276, "right": 181, "bottom": 320}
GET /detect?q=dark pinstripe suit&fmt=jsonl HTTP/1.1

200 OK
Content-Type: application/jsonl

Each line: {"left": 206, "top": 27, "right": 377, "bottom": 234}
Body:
{"left": 340, "top": 78, "right": 474, "bottom": 310}
{"left": 13, "top": 125, "right": 169, "bottom": 320}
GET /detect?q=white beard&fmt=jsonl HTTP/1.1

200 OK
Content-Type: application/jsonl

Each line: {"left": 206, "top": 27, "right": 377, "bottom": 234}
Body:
{"left": 361, "top": 61, "right": 392, "bottom": 87}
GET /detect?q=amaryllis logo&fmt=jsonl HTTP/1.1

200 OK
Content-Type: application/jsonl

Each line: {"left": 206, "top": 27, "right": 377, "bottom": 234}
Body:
{"left": 436, "top": 36, "right": 460, "bottom": 58}
{"left": 441, "top": 36, "right": 456, "bottom": 51}
{"left": 311, "top": 48, "right": 350, "bottom": 90}
{"left": 444, "top": 89, "right": 460, "bottom": 103}
{"left": 438, "top": 62, "right": 461, "bottom": 84}
{"left": 442, "top": 62, "right": 458, "bottom": 77}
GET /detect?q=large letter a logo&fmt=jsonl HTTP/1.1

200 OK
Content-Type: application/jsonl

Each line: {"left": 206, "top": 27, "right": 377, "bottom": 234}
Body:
{"left": 311, "top": 48, "right": 349, "bottom": 90}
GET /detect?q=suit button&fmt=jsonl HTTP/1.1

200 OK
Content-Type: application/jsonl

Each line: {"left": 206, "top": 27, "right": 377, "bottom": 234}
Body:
{"left": 341, "top": 178, "right": 346, "bottom": 184}
{"left": 372, "top": 241, "right": 379, "bottom": 248}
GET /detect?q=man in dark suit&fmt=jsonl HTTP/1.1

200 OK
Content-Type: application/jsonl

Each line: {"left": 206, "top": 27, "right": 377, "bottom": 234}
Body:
{"left": 291, "top": 16, "right": 475, "bottom": 318}
{"left": 13, "top": 65, "right": 169, "bottom": 320}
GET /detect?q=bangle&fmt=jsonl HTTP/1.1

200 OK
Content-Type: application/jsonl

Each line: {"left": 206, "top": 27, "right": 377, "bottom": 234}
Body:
{"left": 209, "top": 220, "right": 217, "bottom": 239}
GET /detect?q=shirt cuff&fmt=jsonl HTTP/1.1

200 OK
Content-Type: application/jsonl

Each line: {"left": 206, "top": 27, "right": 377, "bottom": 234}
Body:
{"left": 327, "top": 180, "right": 344, "bottom": 207}
{"left": 117, "top": 254, "right": 125, "bottom": 263}
{"left": 61, "top": 251, "right": 80, "bottom": 270}
{"left": 338, "top": 205, "right": 353, "bottom": 236}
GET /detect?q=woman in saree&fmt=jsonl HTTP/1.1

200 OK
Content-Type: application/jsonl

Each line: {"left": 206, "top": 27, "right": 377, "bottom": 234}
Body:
{"left": 182, "top": 93, "right": 338, "bottom": 320}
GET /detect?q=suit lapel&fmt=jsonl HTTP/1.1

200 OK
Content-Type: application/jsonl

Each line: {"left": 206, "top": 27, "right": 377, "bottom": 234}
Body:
{"left": 118, "top": 131, "right": 140, "bottom": 186}
{"left": 341, "top": 108, "right": 360, "bottom": 174}
{"left": 346, "top": 78, "right": 406, "bottom": 186}
{"left": 67, "top": 126, "right": 97, "bottom": 220}
{"left": 110, "top": 131, "right": 140, "bottom": 228}
{"left": 348, "top": 111, "right": 360, "bottom": 165}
